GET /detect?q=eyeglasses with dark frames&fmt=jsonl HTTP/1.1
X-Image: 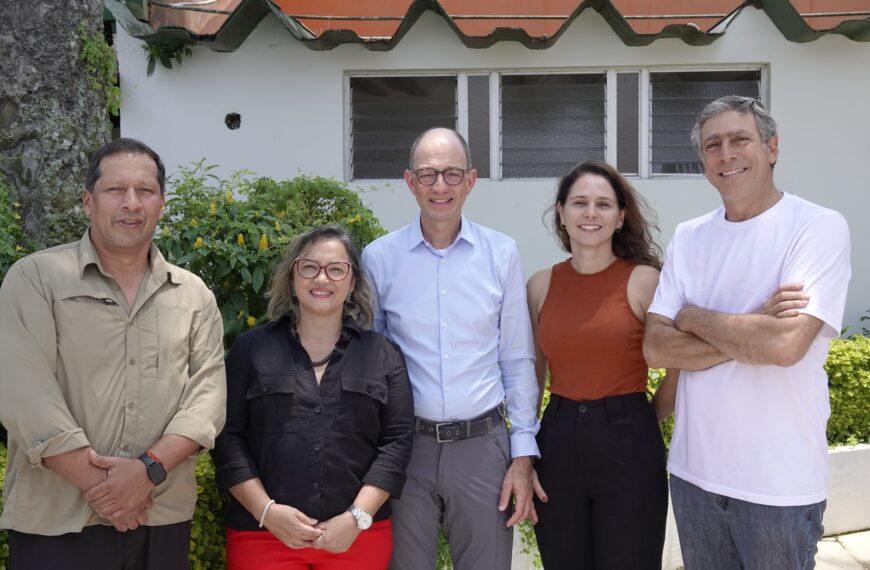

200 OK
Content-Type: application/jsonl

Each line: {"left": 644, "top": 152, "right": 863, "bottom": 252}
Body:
{"left": 294, "top": 258, "right": 352, "bottom": 281}
{"left": 412, "top": 167, "right": 468, "bottom": 186}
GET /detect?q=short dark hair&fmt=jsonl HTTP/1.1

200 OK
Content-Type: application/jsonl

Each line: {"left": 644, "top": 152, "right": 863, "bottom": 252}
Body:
{"left": 84, "top": 138, "right": 166, "bottom": 194}
{"left": 552, "top": 160, "right": 661, "bottom": 269}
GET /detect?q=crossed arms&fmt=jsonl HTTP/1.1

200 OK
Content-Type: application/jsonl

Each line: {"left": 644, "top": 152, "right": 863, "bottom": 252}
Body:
{"left": 643, "top": 284, "right": 823, "bottom": 371}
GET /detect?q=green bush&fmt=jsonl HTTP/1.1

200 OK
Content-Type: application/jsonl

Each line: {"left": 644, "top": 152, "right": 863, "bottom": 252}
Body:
{"left": 190, "top": 455, "right": 225, "bottom": 569}
{"left": 154, "top": 161, "right": 386, "bottom": 349}
{"left": 0, "top": 175, "right": 30, "bottom": 285}
{"left": 825, "top": 335, "right": 870, "bottom": 446}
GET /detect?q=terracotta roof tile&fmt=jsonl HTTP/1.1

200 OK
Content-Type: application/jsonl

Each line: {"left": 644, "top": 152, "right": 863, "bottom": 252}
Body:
{"left": 123, "top": 0, "right": 870, "bottom": 48}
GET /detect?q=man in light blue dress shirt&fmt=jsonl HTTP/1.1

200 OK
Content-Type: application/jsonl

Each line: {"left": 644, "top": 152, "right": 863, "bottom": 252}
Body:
{"left": 362, "top": 128, "right": 544, "bottom": 569}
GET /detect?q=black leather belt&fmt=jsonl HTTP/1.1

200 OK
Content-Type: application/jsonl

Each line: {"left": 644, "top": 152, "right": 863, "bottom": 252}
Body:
{"left": 415, "top": 406, "right": 502, "bottom": 443}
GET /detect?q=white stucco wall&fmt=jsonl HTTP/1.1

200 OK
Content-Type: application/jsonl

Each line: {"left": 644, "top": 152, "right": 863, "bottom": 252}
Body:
{"left": 116, "top": 7, "right": 870, "bottom": 330}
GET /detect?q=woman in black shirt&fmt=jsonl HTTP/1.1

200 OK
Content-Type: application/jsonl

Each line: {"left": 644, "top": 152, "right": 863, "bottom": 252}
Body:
{"left": 212, "top": 225, "right": 414, "bottom": 569}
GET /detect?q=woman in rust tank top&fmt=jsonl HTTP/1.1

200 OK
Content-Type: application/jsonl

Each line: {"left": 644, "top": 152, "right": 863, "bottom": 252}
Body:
{"left": 527, "top": 160, "right": 676, "bottom": 569}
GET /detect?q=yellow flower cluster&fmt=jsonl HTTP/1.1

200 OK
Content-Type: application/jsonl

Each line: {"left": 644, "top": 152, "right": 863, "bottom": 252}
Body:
{"left": 347, "top": 213, "right": 363, "bottom": 225}
{"left": 246, "top": 316, "right": 257, "bottom": 328}
{"left": 225, "top": 191, "right": 234, "bottom": 204}
{"left": 237, "top": 234, "right": 245, "bottom": 246}
{"left": 209, "top": 202, "right": 217, "bottom": 216}
{"left": 191, "top": 218, "right": 199, "bottom": 227}
{"left": 193, "top": 237, "right": 203, "bottom": 249}
{"left": 258, "top": 234, "right": 269, "bottom": 251}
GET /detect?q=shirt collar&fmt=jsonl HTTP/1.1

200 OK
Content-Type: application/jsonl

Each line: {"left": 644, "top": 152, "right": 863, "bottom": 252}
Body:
{"left": 406, "top": 215, "right": 476, "bottom": 251}
{"left": 77, "top": 228, "right": 183, "bottom": 285}
{"left": 279, "top": 315, "right": 365, "bottom": 342}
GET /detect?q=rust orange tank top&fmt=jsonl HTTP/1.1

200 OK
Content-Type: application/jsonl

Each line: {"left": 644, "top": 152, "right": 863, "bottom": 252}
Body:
{"left": 538, "top": 257, "right": 648, "bottom": 401}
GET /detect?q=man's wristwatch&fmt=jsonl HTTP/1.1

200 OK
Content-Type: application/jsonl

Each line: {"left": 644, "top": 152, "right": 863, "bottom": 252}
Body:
{"left": 137, "top": 452, "right": 167, "bottom": 485}
{"left": 346, "top": 504, "right": 373, "bottom": 530}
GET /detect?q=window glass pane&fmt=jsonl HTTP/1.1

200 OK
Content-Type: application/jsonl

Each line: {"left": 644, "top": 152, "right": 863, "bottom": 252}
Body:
{"left": 467, "top": 75, "right": 490, "bottom": 178}
{"left": 351, "top": 76, "right": 456, "bottom": 179}
{"left": 501, "top": 74, "right": 606, "bottom": 178}
{"left": 650, "top": 70, "right": 760, "bottom": 175}
{"left": 616, "top": 72, "right": 639, "bottom": 175}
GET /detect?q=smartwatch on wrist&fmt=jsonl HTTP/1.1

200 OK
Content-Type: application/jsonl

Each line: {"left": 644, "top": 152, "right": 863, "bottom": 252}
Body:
{"left": 346, "top": 504, "right": 373, "bottom": 530}
{"left": 137, "top": 452, "right": 167, "bottom": 485}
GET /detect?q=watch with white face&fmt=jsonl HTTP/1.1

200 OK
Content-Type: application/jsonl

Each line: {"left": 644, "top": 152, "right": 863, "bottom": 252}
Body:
{"left": 346, "top": 504, "right": 373, "bottom": 530}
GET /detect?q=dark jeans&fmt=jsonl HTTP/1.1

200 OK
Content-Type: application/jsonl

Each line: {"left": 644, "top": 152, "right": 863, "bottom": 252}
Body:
{"left": 9, "top": 521, "right": 191, "bottom": 570}
{"left": 670, "top": 475, "right": 825, "bottom": 570}
{"left": 533, "top": 392, "right": 668, "bottom": 570}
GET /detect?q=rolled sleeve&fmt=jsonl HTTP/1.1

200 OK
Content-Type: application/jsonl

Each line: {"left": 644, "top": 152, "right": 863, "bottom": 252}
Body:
{"left": 26, "top": 429, "right": 91, "bottom": 468}
{"left": 498, "top": 247, "right": 540, "bottom": 459}
{"left": 361, "top": 344, "right": 415, "bottom": 498}
{"left": 0, "top": 262, "right": 87, "bottom": 463}
{"left": 162, "top": 288, "right": 226, "bottom": 450}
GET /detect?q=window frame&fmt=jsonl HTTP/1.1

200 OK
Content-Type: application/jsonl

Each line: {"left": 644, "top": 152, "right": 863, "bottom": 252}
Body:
{"left": 344, "top": 65, "right": 768, "bottom": 182}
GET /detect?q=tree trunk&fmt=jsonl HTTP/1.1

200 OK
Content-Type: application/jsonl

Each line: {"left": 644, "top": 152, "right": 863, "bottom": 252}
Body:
{"left": 0, "top": 0, "right": 110, "bottom": 248}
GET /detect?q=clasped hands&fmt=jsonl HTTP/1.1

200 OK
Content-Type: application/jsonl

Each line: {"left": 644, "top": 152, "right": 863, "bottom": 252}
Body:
{"left": 261, "top": 504, "right": 360, "bottom": 553}
{"left": 83, "top": 450, "right": 155, "bottom": 532}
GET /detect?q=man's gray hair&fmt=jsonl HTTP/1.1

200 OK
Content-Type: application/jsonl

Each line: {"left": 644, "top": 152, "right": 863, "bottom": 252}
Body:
{"left": 691, "top": 96, "right": 778, "bottom": 156}
{"left": 408, "top": 128, "right": 473, "bottom": 170}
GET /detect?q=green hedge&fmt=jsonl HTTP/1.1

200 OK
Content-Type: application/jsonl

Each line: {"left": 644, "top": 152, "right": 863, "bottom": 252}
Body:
{"left": 153, "top": 162, "right": 385, "bottom": 349}
{"left": 826, "top": 335, "right": 870, "bottom": 446}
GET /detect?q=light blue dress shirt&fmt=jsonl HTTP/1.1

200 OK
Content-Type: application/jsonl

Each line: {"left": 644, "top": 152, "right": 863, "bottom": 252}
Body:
{"left": 362, "top": 216, "right": 540, "bottom": 458}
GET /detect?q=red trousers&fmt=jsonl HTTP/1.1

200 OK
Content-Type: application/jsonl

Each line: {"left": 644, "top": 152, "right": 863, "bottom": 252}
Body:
{"left": 226, "top": 519, "right": 392, "bottom": 570}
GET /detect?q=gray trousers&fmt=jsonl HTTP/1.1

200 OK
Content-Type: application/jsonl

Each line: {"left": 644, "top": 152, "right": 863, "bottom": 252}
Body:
{"left": 389, "top": 419, "right": 513, "bottom": 570}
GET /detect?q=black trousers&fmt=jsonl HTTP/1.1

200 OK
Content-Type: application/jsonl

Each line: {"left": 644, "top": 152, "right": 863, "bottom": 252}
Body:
{"left": 8, "top": 520, "right": 191, "bottom": 570}
{"left": 533, "top": 392, "right": 668, "bottom": 570}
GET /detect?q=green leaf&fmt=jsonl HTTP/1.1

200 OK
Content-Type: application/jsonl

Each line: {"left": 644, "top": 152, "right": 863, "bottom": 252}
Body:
{"left": 252, "top": 265, "right": 264, "bottom": 293}
{"left": 240, "top": 266, "right": 252, "bottom": 283}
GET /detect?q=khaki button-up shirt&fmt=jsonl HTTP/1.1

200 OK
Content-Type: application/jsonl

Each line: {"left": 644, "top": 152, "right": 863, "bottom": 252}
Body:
{"left": 0, "top": 231, "right": 226, "bottom": 534}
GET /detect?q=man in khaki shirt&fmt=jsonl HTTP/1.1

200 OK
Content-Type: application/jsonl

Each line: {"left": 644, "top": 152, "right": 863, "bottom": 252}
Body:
{"left": 0, "top": 138, "right": 226, "bottom": 569}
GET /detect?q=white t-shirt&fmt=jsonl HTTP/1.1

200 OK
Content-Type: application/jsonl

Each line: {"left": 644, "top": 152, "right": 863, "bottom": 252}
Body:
{"left": 650, "top": 192, "right": 851, "bottom": 506}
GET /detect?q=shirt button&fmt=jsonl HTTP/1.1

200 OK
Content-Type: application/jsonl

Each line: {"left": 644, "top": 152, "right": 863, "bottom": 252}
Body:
{"left": 441, "top": 290, "right": 446, "bottom": 295}
{"left": 313, "top": 444, "right": 321, "bottom": 452}
{"left": 578, "top": 404, "right": 588, "bottom": 413}
{"left": 314, "top": 406, "right": 321, "bottom": 413}
{"left": 442, "top": 322, "right": 448, "bottom": 327}
{"left": 313, "top": 482, "right": 320, "bottom": 490}
{"left": 443, "top": 354, "right": 449, "bottom": 359}
{"left": 129, "top": 359, "right": 136, "bottom": 365}
{"left": 120, "top": 444, "right": 131, "bottom": 452}
{"left": 127, "top": 402, "right": 135, "bottom": 410}
{"left": 261, "top": 386, "right": 269, "bottom": 393}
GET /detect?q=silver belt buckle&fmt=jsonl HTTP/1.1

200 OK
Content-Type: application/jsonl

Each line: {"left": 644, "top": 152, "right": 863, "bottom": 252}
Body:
{"left": 435, "top": 421, "right": 456, "bottom": 443}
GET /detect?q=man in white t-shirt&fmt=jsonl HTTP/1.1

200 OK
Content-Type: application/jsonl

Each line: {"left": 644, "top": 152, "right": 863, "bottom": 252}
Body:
{"left": 643, "top": 96, "right": 851, "bottom": 569}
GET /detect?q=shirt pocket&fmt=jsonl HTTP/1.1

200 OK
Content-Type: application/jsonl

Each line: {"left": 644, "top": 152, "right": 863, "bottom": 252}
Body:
{"left": 156, "top": 306, "right": 194, "bottom": 382}
{"left": 338, "top": 375, "right": 388, "bottom": 443}
{"left": 245, "top": 374, "right": 298, "bottom": 434}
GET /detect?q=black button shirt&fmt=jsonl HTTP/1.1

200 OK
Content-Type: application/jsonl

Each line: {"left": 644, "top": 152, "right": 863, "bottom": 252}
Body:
{"left": 212, "top": 317, "right": 414, "bottom": 530}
